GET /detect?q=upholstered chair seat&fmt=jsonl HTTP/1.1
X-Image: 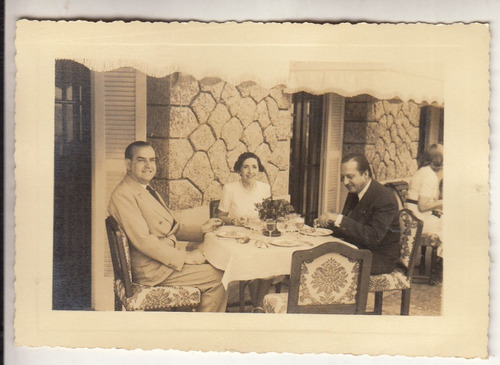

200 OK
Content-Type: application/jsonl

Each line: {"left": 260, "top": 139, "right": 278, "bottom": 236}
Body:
{"left": 106, "top": 216, "right": 201, "bottom": 311}
{"left": 263, "top": 293, "right": 288, "bottom": 314}
{"left": 114, "top": 280, "right": 201, "bottom": 311}
{"left": 368, "top": 209, "right": 423, "bottom": 315}
{"left": 369, "top": 268, "right": 411, "bottom": 292}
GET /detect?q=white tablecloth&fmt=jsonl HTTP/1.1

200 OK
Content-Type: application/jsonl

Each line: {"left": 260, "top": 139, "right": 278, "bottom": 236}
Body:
{"left": 202, "top": 226, "right": 355, "bottom": 289}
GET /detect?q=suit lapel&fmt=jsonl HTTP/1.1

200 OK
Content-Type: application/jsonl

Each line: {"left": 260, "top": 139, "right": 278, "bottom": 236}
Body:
{"left": 342, "top": 193, "right": 358, "bottom": 216}
{"left": 139, "top": 189, "right": 173, "bottom": 217}
{"left": 349, "top": 181, "right": 376, "bottom": 217}
{"left": 124, "top": 175, "right": 176, "bottom": 223}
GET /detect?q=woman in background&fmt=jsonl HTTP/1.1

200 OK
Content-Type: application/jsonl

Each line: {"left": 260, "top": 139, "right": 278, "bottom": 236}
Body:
{"left": 407, "top": 143, "right": 443, "bottom": 251}
{"left": 217, "top": 152, "right": 273, "bottom": 313}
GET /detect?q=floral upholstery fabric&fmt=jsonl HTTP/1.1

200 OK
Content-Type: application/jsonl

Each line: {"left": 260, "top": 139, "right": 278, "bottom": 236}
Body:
{"left": 368, "top": 210, "right": 420, "bottom": 294}
{"left": 115, "top": 279, "right": 201, "bottom": 311}
{"left": 263, "top": 252, "right": 362, "bottom": 313}
{"left": 398, "top": 210, "right": 421, "bottom": 269}
{"left": 420, "top": 232, "right": 442, "bottom": 247}
{"left": 298, "top": 253, "right": 360, "bottom": 305}
{"left": 368, "top": 268, "right": 411, "bottom": 292}
{"left": 263, "top": 293, "right": 288, "bottom": 314}
{"left": 113, "top": 225, "right": 201, "bottom": 311}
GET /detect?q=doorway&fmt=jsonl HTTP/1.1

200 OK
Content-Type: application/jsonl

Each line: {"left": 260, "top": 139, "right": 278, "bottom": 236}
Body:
{"left": 289, "top": 92, "right": 324, "bottom": 225}
{"left": 53, "top": 60, "right": 92, "bottom": 310}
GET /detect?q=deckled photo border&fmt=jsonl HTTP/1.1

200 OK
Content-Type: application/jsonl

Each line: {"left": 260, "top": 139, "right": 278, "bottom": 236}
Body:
{"left": 13, "top": 20, "right": 490, "bottom": 358}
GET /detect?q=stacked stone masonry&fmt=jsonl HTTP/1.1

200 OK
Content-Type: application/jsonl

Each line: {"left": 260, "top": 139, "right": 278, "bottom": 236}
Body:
{"left": 343, "top": 95, "right": 421, "bottom": 182}
{"left": 147, "top": 73, "right": 292, "bottom": 210}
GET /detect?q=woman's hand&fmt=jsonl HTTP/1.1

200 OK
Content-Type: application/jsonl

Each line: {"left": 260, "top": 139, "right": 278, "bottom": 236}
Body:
{"left": 214, "top": 210, "right": 246, "bottom": 226}
{"left": 417, "top": 196, "right": 443, "bottom": 213}
{"left": 202, "top": 218, "right": 223, "bottom": 233}
{"left": 233, "top": 217, "right": 247, "bottom": 226}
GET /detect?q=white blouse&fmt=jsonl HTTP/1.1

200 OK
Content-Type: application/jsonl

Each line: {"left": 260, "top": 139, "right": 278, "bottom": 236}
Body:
{"left": 218, "top": 181, "right": 271, "bottom": 220}
{"left": 407, "top": 165, "right": 440, "bottom": 203}
{"left": 407, "top": 165, "right": 441, "bottom": 234}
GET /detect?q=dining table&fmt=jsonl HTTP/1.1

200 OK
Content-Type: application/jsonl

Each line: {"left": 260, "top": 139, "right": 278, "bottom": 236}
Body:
{"left": 201, "top": 224, "right": 356, "bottom": 290}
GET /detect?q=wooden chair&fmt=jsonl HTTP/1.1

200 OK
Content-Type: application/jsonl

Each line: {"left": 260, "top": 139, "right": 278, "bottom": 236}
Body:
{"left": 418, "top": 232, "right": 442, "bottom": 285}
{"left": 368, "top": 209, "right": 423, "bottom": 315}
{"left": 384, "top": 181, "right": 409, "bottom": 205}
{"left": 263, "top": 242, "right": 373, "bottom": 314}
{"left": 105, "top": 216, "right": 201, "bottom": 311}
{"left": 384, "top": 181, "right": 408, "bottom": 210}
{"left": 384, "top": 182, "right": 442, "bottom": 285}
{"left": 209, "top": 199, "right": 220, "bottom": 219}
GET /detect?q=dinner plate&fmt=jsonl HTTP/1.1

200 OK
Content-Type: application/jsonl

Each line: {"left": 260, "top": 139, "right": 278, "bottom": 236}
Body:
{"left": 299, "top": 227, "right": 333, "bottom": 237}
{"left": 215, "top": 229, "right": 248, "bottom": 239}
{"left": 267, "top": 239, "right": 303, "bottom": 247}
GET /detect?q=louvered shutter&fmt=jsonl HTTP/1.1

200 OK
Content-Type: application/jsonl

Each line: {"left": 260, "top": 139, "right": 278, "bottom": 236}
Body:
{"left": 319, "top": 94, "right": 345, "bottom": 214}
{"left": 91, "top": 68, "right": 146, "bottom": 310}
{"left": 426, "top": 106, "right": 443, "bottom": 145}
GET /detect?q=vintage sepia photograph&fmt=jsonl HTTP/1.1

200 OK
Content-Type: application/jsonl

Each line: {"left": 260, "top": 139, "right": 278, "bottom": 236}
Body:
{"left": 53, "top": 60, "right": 444, "bottom": 315}
{"left": 12, "top": 20, "right": 490, "bottom": 358}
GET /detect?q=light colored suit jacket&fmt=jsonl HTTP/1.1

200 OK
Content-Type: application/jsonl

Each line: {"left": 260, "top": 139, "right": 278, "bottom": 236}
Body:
{"left": 108, "top": 174, "right": 203, "bottom": 286}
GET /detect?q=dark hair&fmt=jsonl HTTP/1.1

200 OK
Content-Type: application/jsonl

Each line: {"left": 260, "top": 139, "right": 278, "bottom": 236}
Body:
{"left": 341, "top": 153, "right": 372, "bottom": 178}
{"left": 419, "top": 143, "right": 443, "bottom": 171}
{"left": 125, "top": 141, "right": 153, "bottom": 160}
{"left": 233, "top": 152, "right": 266, "bottom": 173}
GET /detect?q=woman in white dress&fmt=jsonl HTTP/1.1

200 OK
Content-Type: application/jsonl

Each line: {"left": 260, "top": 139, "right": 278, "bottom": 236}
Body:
{"left": 217, "top": 152, "right": 273, "bottom": 312}
{"left": 217, "top": 152, "right": 271, "bottom": 225}
{"left": 406, "top": 143, "right": 443, "bottom": 253}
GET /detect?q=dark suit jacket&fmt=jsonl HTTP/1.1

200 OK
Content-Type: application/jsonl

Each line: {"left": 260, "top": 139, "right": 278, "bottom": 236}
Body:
{"left": 332, "top": 180, "right": 401, "bottom": 274}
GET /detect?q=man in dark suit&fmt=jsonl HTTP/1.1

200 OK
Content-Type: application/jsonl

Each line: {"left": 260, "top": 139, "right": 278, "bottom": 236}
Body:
{"left": 108, "top": 141, "right": 227, "bottom": 312}
{"left": 317, "top": 154, "right": 401, "bottom": 274}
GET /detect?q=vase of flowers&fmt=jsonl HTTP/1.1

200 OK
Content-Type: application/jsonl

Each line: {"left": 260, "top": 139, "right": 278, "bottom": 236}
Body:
{"left": 255, "top": 197, "right": 295, "bottom": 237}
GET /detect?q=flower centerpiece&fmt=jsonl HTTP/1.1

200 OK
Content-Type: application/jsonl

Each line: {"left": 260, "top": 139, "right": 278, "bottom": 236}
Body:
{"left": 255, "top": 197, "right": 295, "bottom": 220}
{"left": 255, "top": 197, "right": 295, "bottom": 236}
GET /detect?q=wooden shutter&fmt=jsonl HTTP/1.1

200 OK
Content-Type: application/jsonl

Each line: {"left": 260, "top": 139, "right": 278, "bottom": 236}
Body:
{"left": 91, "top": 67, "right": 146, "bottom": 310}
{"left": 319, "top": 94, "right": 345, "bottom": 214}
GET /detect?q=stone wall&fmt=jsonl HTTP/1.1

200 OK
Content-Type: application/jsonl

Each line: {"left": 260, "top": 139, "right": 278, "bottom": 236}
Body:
{"left": 343, "top": 95, "right": 421, "bottom": 181}
{"left": 147, "top": 73, "right": 292, "bottom": 210}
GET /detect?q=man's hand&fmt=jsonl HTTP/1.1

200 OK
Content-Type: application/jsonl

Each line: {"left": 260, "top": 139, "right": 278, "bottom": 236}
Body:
{"left": 317, "top": 212, "right": 339, "bottom": 227}
{"left": 202, "top": 218, "right": 223, "bottom": 233}
{"left": 185, "top": 249, "right": 207, "bottom": 265}
{"left": 169, "top": 220, "right": 181, "bottom": 235}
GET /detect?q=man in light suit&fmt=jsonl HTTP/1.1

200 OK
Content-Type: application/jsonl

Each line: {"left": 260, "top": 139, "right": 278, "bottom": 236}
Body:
{"left": 108, "top": 141, "right": 227, "bottom": 312}
{"left": 318, "top": 154, "right": 401, "bottom": 274}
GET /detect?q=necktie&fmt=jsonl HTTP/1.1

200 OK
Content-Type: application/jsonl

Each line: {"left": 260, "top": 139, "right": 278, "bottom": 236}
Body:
{"left": 146, "top": 185, "right": 163, "bottom": 205}
{"left": 346, "top": 194, "right": 359, "bottom": 217}
{"left": 146, "top": 185, "right": 178, "bottom": 233}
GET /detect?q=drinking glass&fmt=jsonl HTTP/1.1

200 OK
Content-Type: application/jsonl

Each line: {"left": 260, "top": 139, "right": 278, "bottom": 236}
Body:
{"left": 266, "top": 219, "right": 276, "bottom": 237}
{"left": 249, "top": 218, "right": 261, "bottom": 232}
{"left": 261, "top": 220, "right": 268, "bottom": 235}
{"left": 294, "top": 217, "right": 305, "bottom": 231}
{"left": 276, "top": 218, "right": 286, "bottom": 233}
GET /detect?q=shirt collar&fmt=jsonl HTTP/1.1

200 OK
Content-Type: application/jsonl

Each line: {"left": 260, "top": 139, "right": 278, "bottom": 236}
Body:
{"left": 358, "top": 179, "right": 372, "bottom": 201}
